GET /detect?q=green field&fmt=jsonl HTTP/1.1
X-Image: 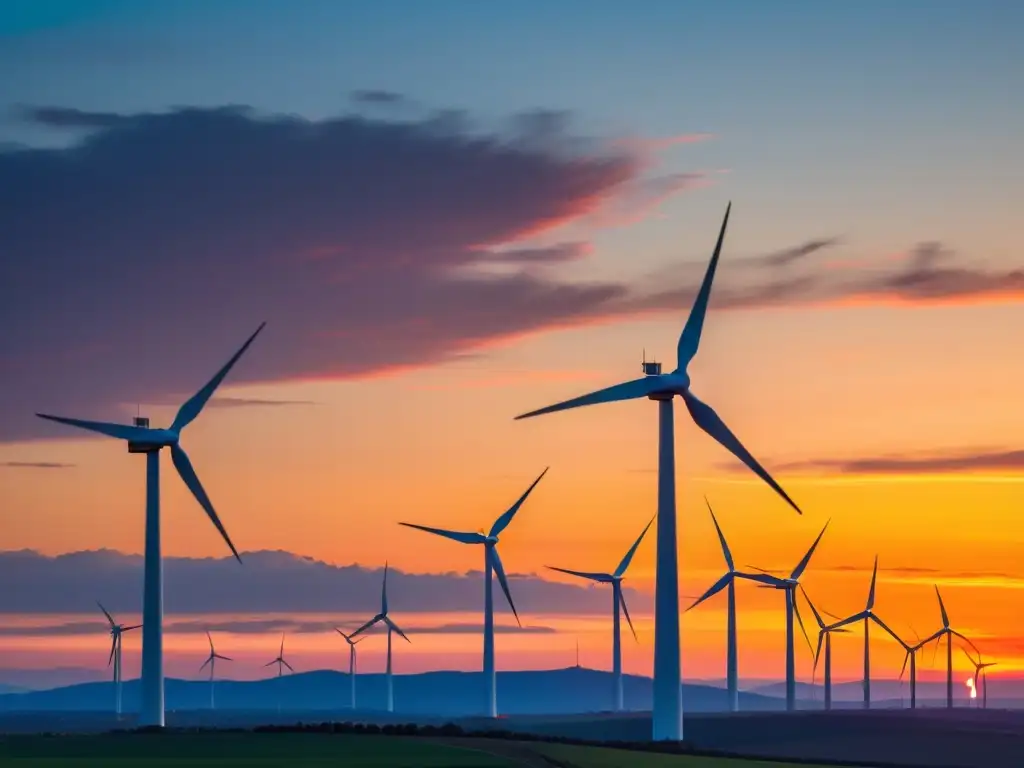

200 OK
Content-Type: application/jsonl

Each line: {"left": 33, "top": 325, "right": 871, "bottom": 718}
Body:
{"left": 0, "top": 732, "right": 846, "bottom": 767}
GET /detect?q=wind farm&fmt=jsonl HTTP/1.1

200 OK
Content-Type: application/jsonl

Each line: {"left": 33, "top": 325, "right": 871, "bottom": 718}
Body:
{"left": 2, "top": 3, "right": 1022, "bottom": 766}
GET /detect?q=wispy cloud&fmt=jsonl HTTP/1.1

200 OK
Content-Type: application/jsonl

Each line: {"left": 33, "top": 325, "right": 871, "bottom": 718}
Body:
{"left": 349, "top": 90, "right": 405, "bottom": 105}
{"left": 721, "top": 447, "right": 1024, "bottom": 478}
{"left": 0, "top": 461, "right": 75, "bottom": 469}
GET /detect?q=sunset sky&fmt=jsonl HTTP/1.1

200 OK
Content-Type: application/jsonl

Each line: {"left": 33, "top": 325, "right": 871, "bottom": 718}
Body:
{"left": 1, "top": 1, "right": 1023, "bottom": 692}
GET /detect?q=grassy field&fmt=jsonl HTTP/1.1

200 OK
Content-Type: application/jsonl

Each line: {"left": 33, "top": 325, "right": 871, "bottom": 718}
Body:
{"left": 0, "top": 732, "right": 849, "bottom": 767}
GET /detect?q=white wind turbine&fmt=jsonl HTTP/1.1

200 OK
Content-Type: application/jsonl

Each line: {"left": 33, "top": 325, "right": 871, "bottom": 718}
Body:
{"left": 545, "top": 515, "right": 654, "bottom": 712}
{"left": 37, "top": 323, "right": 265, "bottom": 727}
{"left": 514, "top": 204, "right": 802, "bottom": 741}
{"left": 198, "top": 631, "right": 231, "bottom": 710}
{"left": 264, "top": 633, "right": 294, "bottom": 714}
{"left": 97, "top": 601, "right": 140, "bottom": 717}
{"left": 745, "top": 520, "right": 829, "bottom": 711}
{"left": 685, "top": 500, "right": 779, "bottom": 712}
{"left": 350, "top": 563, "right": 410, "bottom": 713}
{"left": 400, "top": 467, "right": 548, "bottom": 718}
{"left": 335, "top": 629, "right": 364, "bottom": 710}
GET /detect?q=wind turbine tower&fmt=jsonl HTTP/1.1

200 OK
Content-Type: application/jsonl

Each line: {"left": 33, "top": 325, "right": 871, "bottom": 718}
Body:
{"left": 336, "top": 629, "right": 363, "bottom": 709}
{"left": 515, "top": 204, "right": 803, "bottom": 741}
{"left": 400, "top": 468, "right": 547, "bottom": 718}
{"left": 199, "top": 631, "right": 232, "bottom": 710}
{"left": 917, "top": 586, "right": 977, "bottom": 709}
{"left": 351, "top": 563, "right": 410, "bottom": 713}
{"left": 38, "top": 323, "right": 265, "bottom": 727}
{"left": 97, "top": 601, "right": 140, "bottom": 717}
{"left": 546, "top": 515, "right": 654, "bottom": 711}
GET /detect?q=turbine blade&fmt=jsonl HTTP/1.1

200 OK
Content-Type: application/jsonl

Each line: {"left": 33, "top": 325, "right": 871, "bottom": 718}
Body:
{"left": 681, "top": 390, "right": 801, "bottom": 515}
{"left": 822, "top": 608, "right": 844, "bottom": 622}
{"left": 870, "top": 615, "right": 909, "bottom": 651}
{"left": 951, "top": 630, "right": 980, "bottom": 655}
{"left": 899, "top": 651, "right": 909, "bottom": 682}
{"left": 107, "top": 638, "right": 116, "bottom": 667}
{"left": 122, "top": 625, "right": 142, "bottom": 632}
{"left": 735, "top": 572, "right": 787, "bottom": 587}
{"left": 613, "top": 514, "right": 655, "bottom": 578}
{"left": 282, "top": 659, "right": 294, "bottom": 673}
{"left": 618, "top": 590, "right": 638, "bottom": 642}
{"left": 335, "top": 628, "right": 353, "bottom": 644}
{"left": 686, "top": 573, "right": 731, "bottom": 612}
{"left": 381, "top": 562, "right": 389, "bottom": 615}
{"left": 170, "top": 322, "right": 266, "bottom": 432}
{"left": 385, "top": 616, "right": 411, "bottom": 643}
{"left": 930, "top": 632, "right": 941, "bottom": 667}
{"left": 799, "top": 584, "right": 825, "bottom": 630}
{"left": 206, "top": 630, "right": 214, "bottom": 654}
{"left": 199, "top": 657, "right": 211, "bottom": 671}
{"left": 545, "top": 566, "right": 611, "bottom": 583}
{"left": 398, "top": 523, "right": 486, "bottom": 545}
{"left": 826, "top": 612, "right": 868, "bottom": 632}
{"left": 263, "top": 659, "right": 277, "bottom": 667}
{"left": 170, "top": 443, "right": 241, "bottom": 562}
{"left": 790, "top": 520, "right": 830, "bottom": 580}
{"left": 36, "top": 413, "right": 154, "bottom": 442}
{"left": 792, "top": 595, "right": 813, "bottom": 656}
{"left": 216, "top": 654, "right": 232, "bottom": 661}
{"left": 676, "top": 202, "right": 731, "bottom": 371}
{"left": 705, "top": 499, "right": 734, "bottom": 572}
{"left": 935, "top": 585, "right": 950, "bottom": 628}
{"left": 489, "top": 467, "right": 549, "bottom": 538}
{"left": 96, "top": 601, "right": 115, "bottom": 627}
{"left": 489, "top": 547, "right": 520, "bottom": 626}
{"left": 813, "top": 632, "right": 824, "bottom": 680}
{"left": 866, "top": 555, "right": 879, "bottom": 611}
{"left": 515, "top": 377, "right": 662, "bottom": 420}
{"left": 962, "top": 647, "right": 978, "bottom": 667}
{"left": 350, "top": 616, "right": 383, "bottom": 638}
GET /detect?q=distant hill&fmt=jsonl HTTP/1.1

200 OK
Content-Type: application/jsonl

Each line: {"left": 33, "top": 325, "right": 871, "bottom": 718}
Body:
{"left": 0, "top": 667, "right": 781, "bottom": 715}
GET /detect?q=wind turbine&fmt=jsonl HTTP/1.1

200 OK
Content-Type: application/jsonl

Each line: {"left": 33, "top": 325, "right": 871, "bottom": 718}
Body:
{"left": 37, "top": 323, "right": 264, "bottom": 727}
{"left": 800, "top": 587, "right": 848, "bottom": 711}
{"left": 685, "top": 499, "right": 778, "bottom": 712}
{"left": 400, "top": 467, "right": 547, "bottom": 718}
{"left": 746, "top": 520, "right": 829, "bottom": 711}
{"left": 335, "top": 629, "right": 364, "bottom": 710}
{"left": 823, "top": 556, "right": 889, "bottom": 709}
{"left": 917, "top": 586, "right": 978, "bottom": 708}
{"left": 198, "top": 631, "right": 231, "bottom": 710}
{"left": 514, "top": 204, "right": 803, "bottom": 741}
{"left": 546, "top": 515, "right": 654, "bottom": 712}
{"left": 97, "top": 601, "right": 140, "bottom": 717}
{"left": 350, "top": 563, "right": 410, "bottom": 713}
{"left": 264, "top": 633, "right": 294, "bottom": 714}
{"left": 962, "top": 647, "right": 996, "bottom": 709}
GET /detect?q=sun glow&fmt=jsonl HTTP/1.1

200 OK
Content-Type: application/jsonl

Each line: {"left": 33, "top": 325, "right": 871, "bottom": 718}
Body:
{"left": 966, "top": 677, "right": 977, "bottom": 699}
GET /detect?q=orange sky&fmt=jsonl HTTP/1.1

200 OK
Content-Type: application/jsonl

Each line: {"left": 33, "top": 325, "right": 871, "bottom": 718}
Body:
{"left": 3, "top": 295, "right": 1024, "bottom": 683}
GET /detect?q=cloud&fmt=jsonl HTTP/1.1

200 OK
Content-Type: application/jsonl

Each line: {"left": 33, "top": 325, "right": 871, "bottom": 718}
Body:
{"left": 749, "top": 448, "right": 1024, "bottom": 476}
{"left": 350, "top": 90, "right": 405, "bottom": 105}
{"left": 0, "top": 550, "right": 652, "bottom": 616}
{"left": 0, "top": 618, "right": 556, "bottom": 637}
{"left": 0, "top": 461, "right": 75, "bottom": 469}
{"left": 3, "top": 103, "right": 1023, "bottom": 444}
{"left": 738, "top": 238, "right": 842, "bottom": 269}
{"left": 481, "top": 242, "right": 592, "bottom": 266}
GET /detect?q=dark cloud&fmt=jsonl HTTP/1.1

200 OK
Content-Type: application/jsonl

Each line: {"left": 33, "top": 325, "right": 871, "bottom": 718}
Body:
{"left": 0, "top": 461, "right": 75, "bottom": 469}
{"left": 744, "top": 238, "right": 842, "bottom": 268}
{"left": 0, "top": 550, "right": 652, "bottom": 616}
{"left": 350, "top": 90, "right": 406, "bottom": 105}
{"left": 765, "top": 448, "right": 1024, "bottom": 476}
{"left": 3, "top": 103, "right": 1022, "bottom": 444}
{"left": 0, "top": 618, "right": 555, "bottom": 637}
